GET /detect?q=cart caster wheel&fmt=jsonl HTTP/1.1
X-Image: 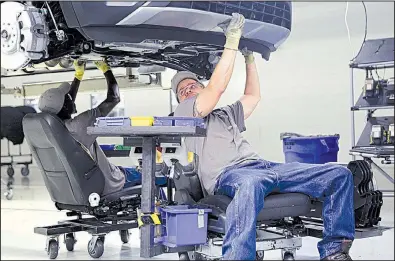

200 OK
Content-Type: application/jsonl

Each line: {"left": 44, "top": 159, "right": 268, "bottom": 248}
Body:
{"left": 64, "top": 233, "right": 76, "bottom": 252}
{"left": 21, "top": 166, "right": 29, "bottom": 176}
{"left": 282, "top": 252, "right": 295, "bottom": 261}
{"left": 179, "top": 252, "right": 190, "bottom": 260}
{"left": 4, "top": 189, "right": 13, "bottom": 200}
{"left": 87, "top": 237, "right": 104, "bottom": 258}
{"left": 7, "top": 166, "right": 14, "bottom": 177}
{"left": 47, "top": 239, "right": 59, "bottom": 259}
{"left": 256, "top": 250, "right": 264, "bottom": 260}
{"left": 119, "top": 230, "right": 129, "bottom": 244}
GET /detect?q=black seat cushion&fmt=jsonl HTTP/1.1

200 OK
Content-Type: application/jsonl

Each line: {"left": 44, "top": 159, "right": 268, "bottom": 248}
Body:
{"left": 102, "top": 185, "right": 142, "bottom": 202}
{"left": 198, "top": 192, "right": 312, "bottom": 222}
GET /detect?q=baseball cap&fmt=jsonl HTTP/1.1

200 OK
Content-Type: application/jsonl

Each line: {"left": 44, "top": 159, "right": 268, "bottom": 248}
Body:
{"left": 171, "top": 71, "right": 204, "bottom": 102}
{"left": 38, "top": 82, "right": 71, "bottom": 114}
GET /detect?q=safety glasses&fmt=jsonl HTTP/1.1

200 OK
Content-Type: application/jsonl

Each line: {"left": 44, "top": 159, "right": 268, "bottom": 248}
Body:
{"left": 177, "top": 82, "right": 202, "bottom": 98}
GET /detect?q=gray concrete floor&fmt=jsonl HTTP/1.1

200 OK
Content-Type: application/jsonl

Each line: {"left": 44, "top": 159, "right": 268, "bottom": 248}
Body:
{"left": 1, "top": 165, "right": 394, "bottom": 260}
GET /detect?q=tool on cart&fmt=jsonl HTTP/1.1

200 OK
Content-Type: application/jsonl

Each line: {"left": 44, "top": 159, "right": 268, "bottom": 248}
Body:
{"left": 384, "top": 78, "right": 394, "bottom": 105}
{"left": 387, "top": 124, "right": 394, "bottom": 144}
{"left": 363, "top": 77, "right": 379, "bottom": 99}
{"left": 370, "top": 125, "right": 386, "bottom": 145}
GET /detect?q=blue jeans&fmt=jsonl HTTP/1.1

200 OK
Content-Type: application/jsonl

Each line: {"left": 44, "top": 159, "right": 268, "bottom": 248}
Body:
{"left": 214, "top": 159, "right": 355, "bottom": 260}
{"left": 118, "top": 167, "right": 168, "bottom": 188}
{"left": 119, "top": 167, "right": 142, "bottom": 189}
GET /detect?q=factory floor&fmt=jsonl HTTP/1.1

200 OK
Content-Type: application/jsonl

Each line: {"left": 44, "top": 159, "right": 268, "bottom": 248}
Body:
{"left": 1, "top": 165, "right": 394, "bottom": 260}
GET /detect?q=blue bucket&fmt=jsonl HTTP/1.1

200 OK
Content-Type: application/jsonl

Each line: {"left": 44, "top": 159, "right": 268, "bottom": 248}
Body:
{"left": 281, "top": 133, "right": 340, "bottom": 164}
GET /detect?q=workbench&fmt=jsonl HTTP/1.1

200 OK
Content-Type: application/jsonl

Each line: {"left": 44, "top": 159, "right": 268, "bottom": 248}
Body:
{"left": 87, "top": 125, "right": 206, "bottom": 258}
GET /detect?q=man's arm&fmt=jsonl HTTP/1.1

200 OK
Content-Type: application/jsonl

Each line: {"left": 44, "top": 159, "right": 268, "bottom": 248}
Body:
{"left": 94, "top": 61, "right": 121, "bottom": 116}
{"left": 239, "top": 48, "right": 261, "bottom": 119}
{"left": 68, "top": 60, "right": 86, "bottom": 102}
{"left": 193, "top": 13, "right": 245, "bottom": 118}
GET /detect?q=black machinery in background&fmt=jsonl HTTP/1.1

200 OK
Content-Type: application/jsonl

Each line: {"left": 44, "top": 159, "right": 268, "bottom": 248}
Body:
{"left": 349, "top": 37, "right": 394, "bottom": 198}
{"left": 1, "top": 103, "right": 36, "bottom": 200}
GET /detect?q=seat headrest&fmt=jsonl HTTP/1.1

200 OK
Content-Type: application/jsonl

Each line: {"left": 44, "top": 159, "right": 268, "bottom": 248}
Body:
{"left": 129, "top": 146, "right": 163, "bottom": 165}
{"left": 161, "top": 138, "right": 194, "bottom": 166}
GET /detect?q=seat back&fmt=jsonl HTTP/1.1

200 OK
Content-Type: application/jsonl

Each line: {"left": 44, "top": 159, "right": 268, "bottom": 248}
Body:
{"left": 22, "top": 113, "right": 105, "bottom": 206}
{"left": 161, "top": 138, "right": 205, "bottom": 202}
{"left": 173, "top": 167, "right": 205, "bottom": 203}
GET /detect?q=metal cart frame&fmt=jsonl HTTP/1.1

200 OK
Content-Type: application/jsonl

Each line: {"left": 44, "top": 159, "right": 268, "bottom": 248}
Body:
{"left": 349, "top": 37, "right": 394, "bottom": 198}
{"left": 1, "top": 139, "right": 33, "bottom": 200}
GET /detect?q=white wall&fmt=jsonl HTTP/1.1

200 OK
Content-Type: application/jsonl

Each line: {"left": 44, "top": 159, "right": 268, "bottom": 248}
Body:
{"left": 1, "top": 2, "right": 394, "bottom": 186}
{"left": 217, "top": 2, "right": 394, "bottom": 188}
{"left": 220, "top": 2, "right": 394, "bottom": 164}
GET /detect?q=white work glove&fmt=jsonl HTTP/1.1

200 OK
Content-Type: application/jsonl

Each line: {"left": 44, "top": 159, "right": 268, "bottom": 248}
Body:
{"left": 73, "top": 60, "right": 86, "bottom": 81}
{"left": 241, "top": 47, "right": 255, "bottom": 64}
{"left": 218, "top": 13, "right": 245, "bottom": 51}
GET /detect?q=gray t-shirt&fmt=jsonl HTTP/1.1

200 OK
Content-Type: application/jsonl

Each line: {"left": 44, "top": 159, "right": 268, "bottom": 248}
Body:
{"left": 65, "top": 108, "right": 125, "bottom": 196}
{"left": 174, "top": 96, "right": 260, "bottom": 195}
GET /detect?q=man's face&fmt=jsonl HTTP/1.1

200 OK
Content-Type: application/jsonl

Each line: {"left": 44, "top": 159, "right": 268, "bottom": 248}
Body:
{"left": 176, "top": 78, "right": 204, "bottom": 102}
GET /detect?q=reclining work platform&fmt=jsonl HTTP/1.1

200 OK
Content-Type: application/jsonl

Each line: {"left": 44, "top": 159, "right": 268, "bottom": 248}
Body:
{"left": 88, "top": 124, "right": 391, "bottom": 260}
{"left": 23, "top": 113, "right": 391, "bottom": 260}
{"left": 160, "top": 141, "right": 392, "bottom": 260}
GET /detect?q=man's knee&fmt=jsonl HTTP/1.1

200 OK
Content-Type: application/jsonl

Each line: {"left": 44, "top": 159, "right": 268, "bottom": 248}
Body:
{"left": 334, "top": 165, "right": 352, "bottom": 178}
{"left": 329, "top": 165, "right": 353, "bottom": 185}
{"left": 238, "top": 175, "right": 275, "bottom": 199}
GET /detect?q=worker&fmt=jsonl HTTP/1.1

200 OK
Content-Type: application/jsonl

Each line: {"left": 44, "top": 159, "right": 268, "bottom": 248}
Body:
{"left": 38, "top": 60, "right": 139, "bottom": 195}
{"left": 172, "top": 13, "right": 354, "bottom": 261}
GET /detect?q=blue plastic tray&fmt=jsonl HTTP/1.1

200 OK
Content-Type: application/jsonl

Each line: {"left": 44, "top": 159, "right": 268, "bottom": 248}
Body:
{"left": 153, "top": 117, "right": 205, "bottom": 128}
{"left": 95, "top": 117, "right": 131, "bottom": 127}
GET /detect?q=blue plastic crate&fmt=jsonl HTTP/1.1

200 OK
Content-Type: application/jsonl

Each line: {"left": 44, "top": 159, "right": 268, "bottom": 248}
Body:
{"left": 99, "top": 144, "right": 115, "bottom": 151}
{"left": 153, "top": 116, "right": 205, "bottom": 128}
{"left": 281, "top": 133, "right": 340, "bottom": 164}
{"left": 156, "top": 205, "right": 212, "bottom": 247}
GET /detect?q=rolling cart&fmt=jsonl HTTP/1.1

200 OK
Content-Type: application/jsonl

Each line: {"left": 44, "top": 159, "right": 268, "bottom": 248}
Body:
{"left": 1, "top": 139, "right": 33, "bottom": 200}
{"left": 349, "top": 37, "right": 394, "bottom": 198}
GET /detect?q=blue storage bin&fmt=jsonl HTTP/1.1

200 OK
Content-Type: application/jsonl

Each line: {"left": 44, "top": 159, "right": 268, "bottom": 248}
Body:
{"left": 99, "top": 144, "right": 115, "bottom": 151}
{"left": 281, "top": 133, "right": 340, "bottom": 164}
{"left": 157, "top": 205, "right": 212, "bottom": 247}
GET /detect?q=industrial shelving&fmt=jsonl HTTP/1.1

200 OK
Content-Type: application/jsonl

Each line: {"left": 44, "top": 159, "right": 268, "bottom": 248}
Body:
{"left": 349, "top": 37, "right": 394, "bottom": 197}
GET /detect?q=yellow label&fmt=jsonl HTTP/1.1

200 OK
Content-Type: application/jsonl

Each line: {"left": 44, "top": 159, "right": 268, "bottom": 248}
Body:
{"left": 156, "top": 150, "right": 163, "bottom": 163}
{"left": 130, "top": 116, "right": 154, "bottom": 126}
{"left": 187, "top": 152, "right": 194, "bottom": 163}
{"left": 150, "top": 213, "right": 162, "bottom": 225}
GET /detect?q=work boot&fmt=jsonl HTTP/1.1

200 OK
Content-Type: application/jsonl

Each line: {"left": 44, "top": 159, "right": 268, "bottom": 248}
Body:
{"left": 322, "top": 240, "right": 353, "bottom": 260}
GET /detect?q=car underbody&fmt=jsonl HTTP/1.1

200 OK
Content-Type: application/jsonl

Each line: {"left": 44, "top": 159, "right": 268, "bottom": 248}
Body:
{"left": 1, "top": 1, "right": 228, "bottom": 79}
{"left": 1, "top": 1, "right": 292, "bottom": 79}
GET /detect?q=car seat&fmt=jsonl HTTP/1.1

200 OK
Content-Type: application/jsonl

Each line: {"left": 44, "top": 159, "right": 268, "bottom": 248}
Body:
{"left": 22, "top": 112, "right": 142, "bottom": 259}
